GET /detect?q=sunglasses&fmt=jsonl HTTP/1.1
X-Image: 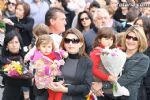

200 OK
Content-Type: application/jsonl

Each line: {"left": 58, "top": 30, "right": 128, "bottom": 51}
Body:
{"left": 126, "top": 35, "right": 138, "bottom": 41}
{"left": 7, "top": 1, "right": 16, "bottom": 6}
{"left": 64, "top": 38, "right": 80, "bottom": 44}
{"left": 80, "top": 17, "right": 89, "bottom": 21}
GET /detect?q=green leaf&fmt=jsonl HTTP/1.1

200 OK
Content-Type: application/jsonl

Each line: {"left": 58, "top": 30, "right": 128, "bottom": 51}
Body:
{"left": 113, "top": 83, "right": 117, "bottom": 92}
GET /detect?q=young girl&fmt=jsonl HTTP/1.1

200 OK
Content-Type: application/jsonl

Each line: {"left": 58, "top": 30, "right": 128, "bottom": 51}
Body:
{"left": 24, "top": 23, "right": 50, "bottom": 62}
{"left": 90, "top": 27, "right": 118, "bottom": 99}
{"left": 27, "top": 34, "right": 66, "bottom": 100}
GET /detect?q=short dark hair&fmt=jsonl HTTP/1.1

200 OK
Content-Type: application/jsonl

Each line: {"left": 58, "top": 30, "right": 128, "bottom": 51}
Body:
{"left": 16, "top": 2, "right": 30, "bottom": 17}
{"left": 2, "top": 30, "right": 24, "bottom": 57}
{"left": 126, "top": 7, "right": 140, "bottom": 22}
{"left": 45, "top": 7, "right": 65, "bottom": 26}
{"left": 89, "top": 1, "right": 100, "bottom": 10}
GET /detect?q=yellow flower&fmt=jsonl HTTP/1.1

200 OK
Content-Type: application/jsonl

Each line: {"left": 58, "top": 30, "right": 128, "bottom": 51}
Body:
{"left": 3, "top": 61, "right": 23, "bottom": 75}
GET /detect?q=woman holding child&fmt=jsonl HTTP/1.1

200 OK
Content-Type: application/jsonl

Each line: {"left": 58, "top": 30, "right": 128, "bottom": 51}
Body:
{"left": 91, "top": 26, "right": 150, "bottom": 100}
{"left": 48, "top": 28, "right": 93, "bottom": 100}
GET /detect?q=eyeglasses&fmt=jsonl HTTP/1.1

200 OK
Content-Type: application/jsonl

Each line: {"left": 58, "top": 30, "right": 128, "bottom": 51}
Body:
{"left": 126, "top": 35, "right": 138, "bottom": 41}
{"left": 7, "top": 1, "right": 16, "bottom": 6}
{"left": 80, "top": 17, "right": 89, "bottom": 21}
{"left": 64, "top": 38, "right": 80, "bottom": 44}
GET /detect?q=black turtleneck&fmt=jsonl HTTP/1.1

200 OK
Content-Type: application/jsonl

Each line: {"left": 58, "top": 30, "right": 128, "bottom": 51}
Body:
{"left": 62, "top": 53, "right": 80, "bottom": 85}
{"left": 68, "top": 53, "right": 80, "bottom": 59}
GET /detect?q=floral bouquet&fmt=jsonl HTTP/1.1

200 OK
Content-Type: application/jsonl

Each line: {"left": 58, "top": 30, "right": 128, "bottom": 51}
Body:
{"left": 100, "top": 47, "right": 129, "bottom": 97}
{"left": 3, "top": 61, "right": 23, "bottom": 78}
{"left": 3, "top": 60, "right": 33, "bottom": 79}
{"left": 31, "top": 50, "right": 68, "bottom": 89}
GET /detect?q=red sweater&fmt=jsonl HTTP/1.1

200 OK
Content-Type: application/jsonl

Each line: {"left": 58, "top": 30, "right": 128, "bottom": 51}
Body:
{"left": 90, "top": 46, "right": 109, "bottom": 81}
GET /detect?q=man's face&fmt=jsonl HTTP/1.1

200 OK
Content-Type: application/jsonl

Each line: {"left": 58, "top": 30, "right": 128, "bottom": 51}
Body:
{"left": 51, "top": 12, "right": 66, "bottom": 34}
{"left": 94, "top": 13, "right": 110, "bottom": 29}
{"left": 89, "top": 7, "right": 98, "bottom": 17}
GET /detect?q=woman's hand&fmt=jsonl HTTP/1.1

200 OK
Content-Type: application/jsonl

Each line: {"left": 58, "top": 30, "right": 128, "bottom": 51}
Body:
{"left": 108, "top": 75, "right": 118, "bottom": 83}
{"left": 48, "top": 82, "right": 68, "bottom": 93}
{"left": 3, "top": 18, "right": 14, "bottom": 26}
{"left": 91, "top": 82, "right": 104, "bottom": 96}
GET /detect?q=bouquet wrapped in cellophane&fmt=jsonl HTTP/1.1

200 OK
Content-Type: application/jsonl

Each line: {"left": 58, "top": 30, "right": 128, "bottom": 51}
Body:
{"left": 31, "top": 50, "right": 68, "bottom": 89}
{"left": 3, "top": 61, "right": 33, "bottom": 79}
{"left": 100, "top": 47, "right": 129, "bottom": 97}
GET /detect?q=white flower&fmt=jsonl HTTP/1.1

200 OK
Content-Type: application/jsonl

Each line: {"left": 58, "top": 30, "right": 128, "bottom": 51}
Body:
{"left": 100, "top": 47, "right": 129, "bottom": 97}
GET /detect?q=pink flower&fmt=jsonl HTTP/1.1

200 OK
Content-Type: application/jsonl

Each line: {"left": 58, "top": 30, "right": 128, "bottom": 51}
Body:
{"left": 8, "top": 70, "right": 20, "bottom": 77}
{"left": 111, "top": 53, "right": 117, "bottom": 57}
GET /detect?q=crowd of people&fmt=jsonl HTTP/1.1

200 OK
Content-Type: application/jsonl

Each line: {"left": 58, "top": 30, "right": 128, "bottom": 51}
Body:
{"left": 0, "top": 0, "right": 150, "bottom": 100}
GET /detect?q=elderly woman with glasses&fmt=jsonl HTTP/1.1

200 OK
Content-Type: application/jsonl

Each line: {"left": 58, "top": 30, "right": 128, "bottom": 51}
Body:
{"left": 48, "top": 28, "right": 93, "bottom": 100}
{"left": 92, "top": 25, "right": 150, "bottom": 100}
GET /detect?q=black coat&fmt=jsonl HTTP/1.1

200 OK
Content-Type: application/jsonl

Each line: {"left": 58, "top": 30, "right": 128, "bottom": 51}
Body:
{"left": 62, "top": 55, "right": 93, "bottom": 100}
{"left": 0, "top": 53, "right": 31, "bottom": 100}
{"left": 5, "top": 17, "right": 34, "bottom": 46}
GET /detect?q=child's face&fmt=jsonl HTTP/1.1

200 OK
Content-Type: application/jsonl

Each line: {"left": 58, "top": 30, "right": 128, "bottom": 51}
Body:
{"left": 39, "top": 42, "right": 53, "bottom": 55}
{"left": 99, "top": 37, "right": 113, "bottom": 48}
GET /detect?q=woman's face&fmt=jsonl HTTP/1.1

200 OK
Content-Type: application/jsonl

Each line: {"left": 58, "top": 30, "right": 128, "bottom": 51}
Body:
{"left": 135, "top": 19, "right": 143, "bottom": 27}
{"left": 7, "top": 36, "right": 20, "bottom": 54}
{"left": 7, "top": 0, "right": 16, "bottom": 13}
{"left": 110, "top": 0, "right": 118, "bottom": 10}
{"left": 99, "top": 37, "right": 113, "bottom": 48}
{"left": 64, "top": 34, "right": 83, "bottom": 54}
{"left": 15, "top": 5, "right": 24, "bottom": 19}
{"left": 126, "top": 32, "right": 139, "bottom": 52}
{"left": 80, "top": 13, "right": 91, "bottom": 28}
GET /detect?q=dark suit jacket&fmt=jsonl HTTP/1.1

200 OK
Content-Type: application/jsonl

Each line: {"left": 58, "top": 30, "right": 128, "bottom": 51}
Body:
{"left": 118, "top": 52, "right": 149, "bottom": 100}
{"left": 63, "top": 56, "right": 93, "bottom": 100}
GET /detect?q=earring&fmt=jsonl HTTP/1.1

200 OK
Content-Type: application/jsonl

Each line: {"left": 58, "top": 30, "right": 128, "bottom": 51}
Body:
{"left": 20, "top": 47, "right": 21, "bottom": 50}
{"left": 6, "top": 48, "right": 8, "bottom": 51}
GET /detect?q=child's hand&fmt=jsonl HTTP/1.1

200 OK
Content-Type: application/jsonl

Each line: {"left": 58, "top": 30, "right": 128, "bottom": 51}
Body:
{"left": 24, "top": 55, "right": 30, "bottom": 63}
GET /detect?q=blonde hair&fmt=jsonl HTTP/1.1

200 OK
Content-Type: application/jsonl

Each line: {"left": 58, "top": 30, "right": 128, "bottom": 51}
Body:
{"left": 36, "top": 34, "right": 55, "bottom": 51}
{"left": 122, "top": 25, "right": 148, "bottom": 52}
{"left": 116, "top": 32, "right": 126, "bottom": 48}
{"left": 33, "top": 24, "right": 50, "bottom": 37}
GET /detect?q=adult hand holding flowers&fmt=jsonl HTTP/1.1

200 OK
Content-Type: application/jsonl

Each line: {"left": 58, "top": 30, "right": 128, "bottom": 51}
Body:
{"left": 108, "top": 74, "right": 118, "bottom": 83}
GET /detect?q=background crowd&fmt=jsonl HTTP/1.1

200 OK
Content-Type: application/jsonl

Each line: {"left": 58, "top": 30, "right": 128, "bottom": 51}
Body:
{"left": 0, "top": 0, "right": 150, "bottom": 100}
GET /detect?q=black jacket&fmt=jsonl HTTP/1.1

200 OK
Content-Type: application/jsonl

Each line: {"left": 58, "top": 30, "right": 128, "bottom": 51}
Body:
{"left": 5, "top": 17, "right": 34, "bottom": 46}
{"left": 62, "top": 54, "right": 93, "bottom": 100}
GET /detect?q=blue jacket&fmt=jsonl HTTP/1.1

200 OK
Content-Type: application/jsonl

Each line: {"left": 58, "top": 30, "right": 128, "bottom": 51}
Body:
{"left": 118, "top": 52, "right": 149, "bottom": 100}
